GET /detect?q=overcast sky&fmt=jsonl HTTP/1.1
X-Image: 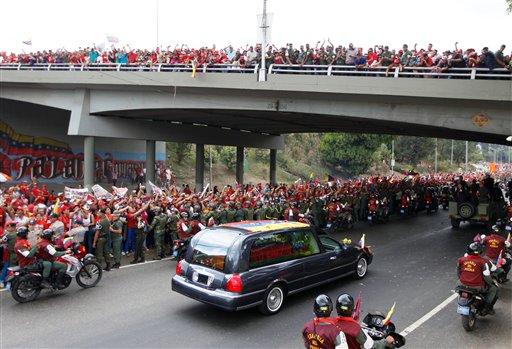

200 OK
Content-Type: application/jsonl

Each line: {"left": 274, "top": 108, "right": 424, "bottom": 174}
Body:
{"left": 0, "top": 0, "right": 510, "bottom": 53}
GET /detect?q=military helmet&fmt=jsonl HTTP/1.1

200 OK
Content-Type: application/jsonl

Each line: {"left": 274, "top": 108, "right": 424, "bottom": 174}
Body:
{"left": 41, "top": 229, "right": 54, "bottom": 241}
{"left": 314, "top": 294, "right": 333, "bottom": 318}
{"left": 17, "top": 226, "right": 29, "bottom": 240}
{"left": 335, "top": 293, "right": 355, "bottom": 317}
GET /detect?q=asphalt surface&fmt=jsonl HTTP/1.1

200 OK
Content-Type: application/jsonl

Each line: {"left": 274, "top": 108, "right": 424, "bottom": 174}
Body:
{"left": 1, "top": 210, "right": 511, "bottom": 349}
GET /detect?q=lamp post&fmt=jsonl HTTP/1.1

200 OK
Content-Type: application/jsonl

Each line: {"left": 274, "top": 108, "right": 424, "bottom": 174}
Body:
{"left": 258, "top": 0, "right": 268, "bottom": 82}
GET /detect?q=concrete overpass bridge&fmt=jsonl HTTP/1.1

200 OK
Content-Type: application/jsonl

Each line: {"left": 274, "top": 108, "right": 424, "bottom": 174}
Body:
{"left": 1, "top": 64, "right": 511, "bottom": 189}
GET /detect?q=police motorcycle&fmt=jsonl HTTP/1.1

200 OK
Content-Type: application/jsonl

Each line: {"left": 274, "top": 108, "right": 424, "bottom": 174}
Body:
{"left": 477, "top": 222, "right": 512, "bottom": 284}
{"left": 172, "top": 238, "right": 190, "bottom": 261}
{"left": 455, "top": 284, "right": 495, "bottom": 332}
{"left": 6, "top": 236, "right": 102, "bottom": 303}
{"left": 361, "top": 311, "right": 406, "bottom": 348}
{"left": 423, "top": 187, "right": 439, "bottom": 215}
{"left": 439, "top": 186, "right": 450, "bottom": 210}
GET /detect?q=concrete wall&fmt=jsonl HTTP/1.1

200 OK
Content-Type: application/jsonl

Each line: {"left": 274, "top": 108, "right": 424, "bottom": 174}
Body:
{"left": 0, "top": 110, "right": 165, "bottom": 183}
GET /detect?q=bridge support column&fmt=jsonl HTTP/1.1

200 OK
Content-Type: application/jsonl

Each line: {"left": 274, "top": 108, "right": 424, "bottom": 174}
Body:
{"left": 270, "top": 149, "right": 277, "bottom": 186}
{"left": 236, "top": 146, "right": 244, "bottom": 185}
{"left": 83, "top": 136, "right": 95, "bottom": 189}
{"left": 195, "top": 144, "right": 204, "bottom": 192}
{"left": 146, "top": 140, "right": 155, "bottom": 192}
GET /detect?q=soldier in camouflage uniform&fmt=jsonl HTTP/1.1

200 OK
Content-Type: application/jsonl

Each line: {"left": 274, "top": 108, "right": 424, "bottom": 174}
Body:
{"left": 226, "top": 202, "right": 236, "bottom": 223}
{"left": 148, "top": 206, "right": 167, "bottom": 260}
{"left": 214, "top": 203, "right": 228, "bottom": 224}
{"left": 233, "top": 202, "right": 247, "bottom": 222}
{"left": 109, "top": 211, "right": 124, "bottom": 268}
{"left": 245, "top": 201, "right": 254, "bottom": 221}
{"left": 254, "top": 201, "right": 266, "bottom": 220}
{"left": 167, "top": 207, "right": 180, "bottom": 243}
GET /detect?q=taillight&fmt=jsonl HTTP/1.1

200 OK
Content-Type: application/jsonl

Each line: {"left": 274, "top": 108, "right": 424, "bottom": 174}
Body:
{"left": 225, "top": 274, "right": 242, "bottom": 292}
{"left": 176, "top": 260, "right": 183, "bottom": 275}
{"left": 461, "top": 292, "right": 469, "bottom": 298}
{"left": 8, "top": 270, "right": 14, "bottom": 277}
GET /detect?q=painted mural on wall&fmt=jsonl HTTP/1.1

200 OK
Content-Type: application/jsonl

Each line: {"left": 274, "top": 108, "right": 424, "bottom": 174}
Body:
{"left": 0, "top": 120, "right": 164, "bottom": 182}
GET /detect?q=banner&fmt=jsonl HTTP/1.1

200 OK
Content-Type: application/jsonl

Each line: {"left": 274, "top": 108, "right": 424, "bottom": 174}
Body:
{"left": 92, "top": 184, "right": 112, "bottom": 200}
{"left": 112, "top": 186, "right": 128, "bottom": 198}
{"left": 149, "top": 181, "right": 163, "bottom": 195}
{"left": 64, "top": 186, "right": 89, "bottom": 200}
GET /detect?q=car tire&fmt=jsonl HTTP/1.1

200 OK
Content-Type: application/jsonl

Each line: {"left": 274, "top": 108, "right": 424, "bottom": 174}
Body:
{"left": 259, "top": 284, "right": 285, "bottom": 315}
{"left": 458, "top": 203, "right": 475, "bottom": 219}
{"left": 353, "top": 256, "right": 368, "bottom": 279}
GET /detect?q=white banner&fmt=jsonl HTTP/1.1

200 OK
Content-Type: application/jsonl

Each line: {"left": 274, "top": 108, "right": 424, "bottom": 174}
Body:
{"left": 64, "top": 187, "right": 89, "bottom": 200}
{"left": 91, "top": 184, "right": 112, "bottom": 200}
{"left": 149, "top": 181, "right": 163, "bottom": 195}
{"left": 112, "top": 186, "right": 128, "bottom": 198}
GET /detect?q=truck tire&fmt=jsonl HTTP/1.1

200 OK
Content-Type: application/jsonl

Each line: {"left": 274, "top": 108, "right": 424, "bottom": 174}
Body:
{"left": 458, "top": 203, "right": 475, "bottom": 219}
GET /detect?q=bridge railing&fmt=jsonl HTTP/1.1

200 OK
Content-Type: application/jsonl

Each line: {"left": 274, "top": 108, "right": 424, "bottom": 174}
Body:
{"left": 0, "top": 62, "right": 510, "bottom": 79}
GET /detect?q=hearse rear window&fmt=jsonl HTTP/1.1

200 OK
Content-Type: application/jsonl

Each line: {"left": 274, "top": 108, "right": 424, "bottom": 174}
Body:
{"left": 249, "top": 230, "right": 320, "bottom": 268}
{"left": 191, "top": 229, "right": 239, "bottom": 271}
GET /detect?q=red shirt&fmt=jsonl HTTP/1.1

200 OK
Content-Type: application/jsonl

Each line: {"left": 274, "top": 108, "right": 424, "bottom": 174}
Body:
{"left": 334, "top": 317, "right": 362, "bottom": 349}
{"left": 126, "top": 213, "right": 138, "bottom": 229}
{"left": 302, "top": 318, "right": 340, "bottom": 349}
{"left": 483, "top": 234, "right": 505, "bottom": 259}
{"left": 14, "top": 238, "right": 36, "bottom": 267}
{"left": 457, "top": 255, "right": 487, "bottom": 287}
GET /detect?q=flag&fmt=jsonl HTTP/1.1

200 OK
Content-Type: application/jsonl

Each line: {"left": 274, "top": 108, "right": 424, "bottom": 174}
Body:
{"left": 22, "top": 39, "right": 32, "bottom": 46}
{"left": 507, "top": 232, "right": 511, "bottom": 243}
{"left": 53, "top": 198, "right": 60, "bottom": 214}
{"left": 191, "top": 59, "right": 197, "bottom": 78}
{"left": 309, "top": 172, "right": 314, "bottom": 179}
{"left": 106, "top": 34, "right": 119, "bottom": 43}
{"left": 326, "top": 174, "right": 335, "bottom": 182}
{"left": 359, "top": 234, "right": 365, "bottom": 249}
{"left": 149, "top": 181, "right": 163, "bottom": 195}
{"left": 496, "top": 250, "right": 504, "bottom": 268}
{"left": 208, "top": 217, "right": 215, "bottom": 227}
{"left": 294, "top": 178, "right": 302, "bottom": 185}
{"left": 352, "top": 292, "right": 362, "bottom": 322}
{"left": 383, "top": 302, "right": 396, "bottom": 326}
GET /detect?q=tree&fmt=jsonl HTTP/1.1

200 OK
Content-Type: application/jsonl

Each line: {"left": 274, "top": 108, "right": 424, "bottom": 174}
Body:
{"left": 394, "top": 136, "right": 435, "bottom": 165}
{"left": 319, "top": 133, "right": 390, "bottom": 176}
{"left": 507, "top": 0, "right": 512, "bottom": 14}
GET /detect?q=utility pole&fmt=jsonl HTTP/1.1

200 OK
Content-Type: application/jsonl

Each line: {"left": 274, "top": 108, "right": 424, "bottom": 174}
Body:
{"left": 156, "top": 0, "right": 159, "bottom": 48}
{"left": 391, "top": 138, "right": 395, "bottom": 175}
{"left": 465, "top": 141, "right": 469, "bottom": 172}
{"left": 209, "top": 144, "right": 213, "bottom": 187}
{"left": 450, "top": 139, "right": 454, "bottom": 166}
{"left": 258, "top": 0, "right": 268, "bottom": 82}
{"left": 434, "top": 138, "right": 438, "bottom": 174}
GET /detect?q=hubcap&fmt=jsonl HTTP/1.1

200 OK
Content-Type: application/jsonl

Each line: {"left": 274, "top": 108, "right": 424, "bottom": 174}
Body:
{"left": 357, "top": 259, "right": 367, "bottom": 277}
{"left": 267, "top": 288, "right": 283, "bottom": 311}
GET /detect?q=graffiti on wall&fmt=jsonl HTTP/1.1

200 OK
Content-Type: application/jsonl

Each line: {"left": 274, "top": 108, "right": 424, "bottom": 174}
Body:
{"left": 0, "top": 120, "right": 164, "bottom": 182}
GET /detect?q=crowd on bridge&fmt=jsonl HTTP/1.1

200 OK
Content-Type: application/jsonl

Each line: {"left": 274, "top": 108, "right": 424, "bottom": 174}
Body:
{"left": 1, "top": 41, "right": 511, "bottom": 74}
{"left": 2, "top": 168, "right": 512, "bottom": 287}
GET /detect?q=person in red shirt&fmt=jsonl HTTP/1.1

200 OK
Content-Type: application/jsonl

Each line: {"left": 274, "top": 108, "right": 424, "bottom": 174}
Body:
{"left": 482, "top": 226, "right": 509, "bottom": 261}
{"left": 457, "top": 242, "right": 498, "bottom": 314}
{"left": 302, "top": 295, "right": 343, "bottom": 349}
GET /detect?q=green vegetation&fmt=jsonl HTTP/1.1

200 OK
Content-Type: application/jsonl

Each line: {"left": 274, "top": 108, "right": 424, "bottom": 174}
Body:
{"left": 166, "top": 135, "right": 507, "bottom": 185}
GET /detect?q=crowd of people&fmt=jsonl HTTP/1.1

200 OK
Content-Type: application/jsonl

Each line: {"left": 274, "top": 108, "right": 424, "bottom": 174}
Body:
{"left": 1, "top": 42, "right": 511, "bottom": 74}
{"left": 2, "top": 169, "right": 512, "bottom": 288}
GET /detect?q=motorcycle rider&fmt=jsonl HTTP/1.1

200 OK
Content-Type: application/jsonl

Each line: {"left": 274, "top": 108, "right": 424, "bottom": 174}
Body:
{"left": 302, "top": 294, "right": 343, "bottom": 349}
{"left": 334, "top": 294, "right": 396, "bottom": 349}
{"left": 456, "top": 242, "right": 498, "bottom": 315}
{"left": 177, "top": 211, "right": 191, "bottom": 239}
{"left": 36, "top": 228, "right": 69, "bottom": 289}
{"left": 481, "top": 225, "right": 510, "bottom": 281}
{"left": 14, "top": 227, "right": 52, "bottom": 287}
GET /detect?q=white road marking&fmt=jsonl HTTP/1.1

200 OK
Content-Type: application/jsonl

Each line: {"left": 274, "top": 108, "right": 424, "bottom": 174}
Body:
{"left": 400, "top": 292, "right": 458, "bottom": 337}
{"left": 0, "top": 257, "right": 174, "bottom": 292}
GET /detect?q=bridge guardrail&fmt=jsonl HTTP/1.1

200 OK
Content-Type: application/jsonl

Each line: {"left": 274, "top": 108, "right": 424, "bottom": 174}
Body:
{"left": 0, "top": 62, "right": 510, "bottom": 80}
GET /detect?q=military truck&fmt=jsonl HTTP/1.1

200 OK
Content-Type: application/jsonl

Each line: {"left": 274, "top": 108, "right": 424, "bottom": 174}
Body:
{"left": 449, "top": 198, "right": 506, "bottom": 229}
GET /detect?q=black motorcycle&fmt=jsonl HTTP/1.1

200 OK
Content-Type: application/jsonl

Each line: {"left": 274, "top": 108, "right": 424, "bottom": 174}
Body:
{"left": 172, "top": 238, "right": 190, "bottom": 261}
{"left": 361, "top": 311, "right": 406, "bottom": 347}
{"left": 455, "top": 285, "right": 488, "bottom": 331}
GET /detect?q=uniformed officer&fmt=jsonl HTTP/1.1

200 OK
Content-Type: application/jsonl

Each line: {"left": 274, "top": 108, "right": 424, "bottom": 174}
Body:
{"left": 245, "top": 201, "right": 254, "bottom": 221}
{"left": 226, "top": 202, "right": 236, "bottom": 223}
{"left": 214, "top": 204, "right": 228, "bottom": 225}
{"left": 130, "top": 215, "right": 147, "bottom": 264}
{"left": 109, "top": 210, "right": 124, "bottom": 268}
{"left": 177, "top": 212, "right": 191, "bottom": 239}
{"left": 457, "top": 242, "right": 498, "bottom": 315}
{"left": 334, "top": 294, "right": 397, "bottom": 349}
{"left": 254, "top": 201, "right": 266, "bottom": 221}
{"left": 1, "top": 221, "right": 18, "bottom": 286}
{"left": 37, "top": 229, "right": 69, "bottom": 288}
{"left": 233, "top": 202, "right": 247, "bottom": 222}
{"left": 302, "top": 294, "right": 343, "bottom": 349}
{"left": 14, "top": 227, "right": 52, "bottom": 287}
{"left": 149, "top": 206, "right": 168, "bottom": 260}
{"left": 93, "top": 209, "right": 111, "bottom": 271}
{"left": 167, "top": 207, "right": 180, "bottom": 242}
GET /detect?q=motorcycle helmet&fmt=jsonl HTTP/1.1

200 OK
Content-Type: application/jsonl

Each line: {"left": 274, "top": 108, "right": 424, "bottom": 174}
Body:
{"left": 491, "top": 225, "right": 500, "bottom": 234}
{"left": 336, "top": 293, "right": 355, "bottom": 317}
{"left": 180, "top": 211, "right": 189, "bottom": 218}
{"left": 191, "top": 212, "right": 200, "bottom": 220}
{"left": 314, "top": 294, "right": 333, "bottom": 318}
{"left": 16, "top": 226, "right": 29, "bottom": 240}
{"left": 467, "top": 242, "right": 483, "bottom": 256}
{"left": 41, "top": 229, "right": 54, "bottom": 241}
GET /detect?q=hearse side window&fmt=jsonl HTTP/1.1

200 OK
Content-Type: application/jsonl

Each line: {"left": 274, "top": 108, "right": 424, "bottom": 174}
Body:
{"left": 318, "top": 235, "right": 342, "bottom": 252}
{"left": 249, "top": 230, "right": 320, "bottom": 269}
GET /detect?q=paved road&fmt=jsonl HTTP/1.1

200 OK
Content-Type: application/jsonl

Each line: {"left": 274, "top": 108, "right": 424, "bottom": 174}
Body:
{"left": 1, "top": 210, "right": 511, "bottom": 349}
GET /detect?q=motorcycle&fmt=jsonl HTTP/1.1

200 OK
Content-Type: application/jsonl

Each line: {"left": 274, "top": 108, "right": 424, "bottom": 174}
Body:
{"left": 361, "top": 311, "right": 406, "bottom": 347}
{"left": 6, "top": 239, "right": 102, "bottom": 303}
{"left": 455, "top": 285, "right": 488, "bottom": 331}
{"left": 172, "top": 238, "right": 190, "bottom": 261}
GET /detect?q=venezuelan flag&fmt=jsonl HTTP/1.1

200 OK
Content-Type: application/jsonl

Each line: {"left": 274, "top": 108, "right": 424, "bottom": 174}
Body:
{"left": 496, "top": 250, "right": 504, "bottom": 267}
{"left": 383, "top": 302, "right": 396, "bottom": 325}
{"left": 53, "top": 198, "right": 60, "bottom": 214}
{"left": 359, "top": 234, "right": 365, "bottom": 249}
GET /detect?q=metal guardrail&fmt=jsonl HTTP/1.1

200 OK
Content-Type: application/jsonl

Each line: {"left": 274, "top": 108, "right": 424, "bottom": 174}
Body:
{"left": 0, "top": 63, "right": 510, "bottom": 80}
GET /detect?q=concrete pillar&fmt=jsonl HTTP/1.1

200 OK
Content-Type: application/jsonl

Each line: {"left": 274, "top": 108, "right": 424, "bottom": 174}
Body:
{"left": 195, "top": 144, "right": 205, "bottom": 192}
{"left": 83, "top": 136, "right": 95, "bottom": 189}
{"left": 270, "top": 149, "right": 277, "bottom": 186}
{"left": 145, "top": 140, "right": 155, "bottom": 192}
{"left": 236, "top": 146, "right": 244, "bottom": 185}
